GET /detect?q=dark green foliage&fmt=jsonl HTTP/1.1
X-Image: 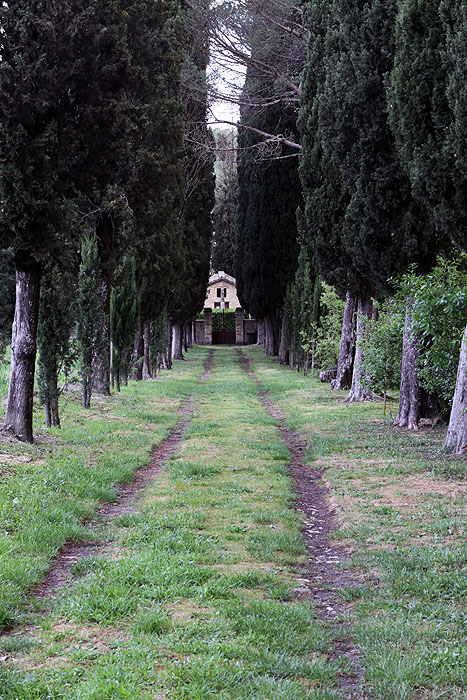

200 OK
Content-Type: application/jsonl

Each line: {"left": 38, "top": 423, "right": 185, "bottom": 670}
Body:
{"left": 125, "top": 0, "right": 185, "bottom": 322}
{"left": 389, "top": 0, "right": 466, "bottom": 249}
{"left": 77, "top": 234, "right": 105, "bottom": 408}
{"left": 318, "top": 0, "right": 435, "bottom": 295}
{"left": 212, "top": 130, "right": 238, "bottom": 275}
{"left": 37, "top": 261, "right": 77, "bottom": 427}
{"left": 212, "top": 169, "right": 238, "bottom": 276}
{"left": 236, "top": 97, "right": 301, "bottom": 320}
{"left": 298, "top": 0, "right": 361, "bottom": 298}
{"left": 111, "top": 257, "right": 139, "bottom": 391}
{"left": 440, "top": 0, "right": 467, "bottom": 249}
{"left": 171, "top": 0, "right": 215, "bottom": 325}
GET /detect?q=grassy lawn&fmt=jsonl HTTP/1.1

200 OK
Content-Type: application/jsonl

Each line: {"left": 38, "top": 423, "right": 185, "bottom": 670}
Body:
{"left": 0, "top": 345, "right": 466, "bottom": 699}
{"left": 247, "top": 346, "right": 467, "bottom": 700}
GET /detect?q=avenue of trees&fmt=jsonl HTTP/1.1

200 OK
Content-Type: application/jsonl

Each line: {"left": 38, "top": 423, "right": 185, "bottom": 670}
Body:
{"left": 229, "top": 0, "right": 466, "bottom": 452}
{"left": 0, "top": 0, "right": 214, "bottom": 442}
{"left": 0, "top": 0, "right": 466, "bottom": 455}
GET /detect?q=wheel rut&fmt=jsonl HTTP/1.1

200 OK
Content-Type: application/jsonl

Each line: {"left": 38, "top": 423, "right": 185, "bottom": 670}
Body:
{"left": 5, "top": 351, "right": 215, "bottom": 622}
{"left": 237, "top": 349, "right": 369, "bottom": 700}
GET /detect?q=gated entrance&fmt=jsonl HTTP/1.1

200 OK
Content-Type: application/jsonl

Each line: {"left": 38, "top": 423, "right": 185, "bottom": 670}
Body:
{"left": 212, "top": 329, "right": 236, "bottom": 345}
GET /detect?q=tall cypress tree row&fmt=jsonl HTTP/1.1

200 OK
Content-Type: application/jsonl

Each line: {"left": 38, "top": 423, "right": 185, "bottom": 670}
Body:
{"left": 124, "top": 0, "right": 185, "bottom": 377}
{"left": 388, "top": 0, "right": 463, "bottom": 434}
{"left": 316, "top": 0, "right": 436, "bottom": 404}
{"left": 299, "top": 0, "right": 363, "bottom": 389}
{"left": 236, "top": 83, "right": 301, "bottom": 355}
{"left": 170, "top": 0, "right": 215, "bottom": 361}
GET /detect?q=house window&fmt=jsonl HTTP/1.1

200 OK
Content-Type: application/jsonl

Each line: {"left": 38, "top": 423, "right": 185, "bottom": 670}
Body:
{"left": 225, "top": 302, "right": 230, "bottom": 309}
{"left": 224, "top": 288, "right": 227, "bottom": 297}
{"left": 214, "top": 302, "right": 221, "bottom": 308}
{"left": 217, "top": 288, "right": 221, "bottom": 297}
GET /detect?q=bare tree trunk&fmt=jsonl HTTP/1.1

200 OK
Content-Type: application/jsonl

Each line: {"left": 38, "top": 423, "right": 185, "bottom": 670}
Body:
{"left": 4, "top": 265, "right": 41, "bottom": 443}
{"left": 444, "top": 323, "right": 467, "bottom": 453}
{"left": 394, "top": 303, "right": 422, "bottom": 430}
{"left": 172, "top": 323, "right": 183, "bottom": 361}
{"left": 142, "top": 314, "right": 152, "bottom": 379}
{"left": 278, "top": 315, "right": 288, "bottom": 365}
{"left": 289, "top": 351, "right": 294, "bottom": 370}
{"left": 44, "top": 373, "right": 60, "bottom": 428}
{"left": 186, "top": 321, "right": 193, "bottom": 349}
{"left": 183, "top": 323, "right": 189, "bottom": 353}
{"left": 192, "top": 318, "right": 196, "bottom": 345}
{"left": 331, "top": 291, "right": 357, "bottom": 391}
{"left": 345, "top": 297, "right": 375, "bottom": 403}
{"left": 264, "top": 314, "right": 275, "bottom": 356}
{"left": 303, "top": 349, "right": 309, "bottom": 377}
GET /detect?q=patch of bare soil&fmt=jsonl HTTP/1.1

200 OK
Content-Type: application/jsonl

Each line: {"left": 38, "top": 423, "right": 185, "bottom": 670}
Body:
{"left": 15, "top": 351, "right": 216, "bottom": 608}
{"left": 237, "top": 350, "right": 369, "bottom": 700}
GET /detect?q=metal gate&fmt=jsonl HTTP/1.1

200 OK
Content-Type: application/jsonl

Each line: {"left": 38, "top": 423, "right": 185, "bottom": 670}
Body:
{"left": 212, "top": 329, "right": 236, "bottom": 345}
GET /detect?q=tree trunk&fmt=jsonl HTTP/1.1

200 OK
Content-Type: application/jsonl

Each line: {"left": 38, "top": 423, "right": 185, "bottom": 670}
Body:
{"left": 183, "top": 323, "right": 189, "bottom": 353}
{"left": 264, "top": 314, "right": 275, "bottom": 356}
{"left": 44, "top": 371, "right": 60, "bottom": 428}
{"left": 278, "top": 315, "right": 288, "bottom": 365}
{"left": 289, "top": 351, "right": 294, "bottom": 370}
{"left": 303, "top": 350, "right": 309, "bottom": 377}
{"left": 142, "top": 314, "right": 152, "bottom": 379}
{"left": 172, "top": 322, "right": 183, "bottom": 361}
{"left": 4, "top": 265, "right": 41, "bottom": 443}
{"left": 257, "top": 320, "right": 265, "bottom": 346}
{"left": 192, "top": 318, "right": 196, "bottom": 345}
{"left": 186, "top": 321, "right": 193, "bottom": 349}
{"left": 394, "top": 303, "right": 421, "bottom": 430}
{"left": 331, "top": 291, "right": 357, "bottom": 391}
{"left": 131, "top": 313, "right": 144, "bottom": 380}
{"left": 345, "top": 296, "right": 375, "bottom": 403}
{"left": 164, "top": 317, "right": 173, "bottom": 369}
{"left": 444, "top": 323, "right": 467, "bottom": 453}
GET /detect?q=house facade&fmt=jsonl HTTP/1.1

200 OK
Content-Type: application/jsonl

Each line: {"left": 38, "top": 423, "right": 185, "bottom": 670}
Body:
{"left": 204, "top": 271, "right": 240, "bottom": 310}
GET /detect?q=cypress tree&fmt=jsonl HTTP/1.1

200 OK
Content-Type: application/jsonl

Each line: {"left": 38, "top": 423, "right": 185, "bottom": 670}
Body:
{"left": 124, "top": 0, "right": 185, "bottom": 375}
{"left": 170, "top": 0, "right": 215, "bottom": 359}
{"left": 0, "top": 1, "right": 84, "bottom": 441}
{"left": 77, "top": 234, "right": 105, "bottom": 408}
{"left": 37, "top": 259, "right": 77, "bottom": 428}
{"left": 316, "top": 0, "right": 437, "bottom": 404}
{"left": 110, "top": 257, "right": 139, "bottom": 391}
{"left": 299, "top": 0, "right": 363, "bottom": 390}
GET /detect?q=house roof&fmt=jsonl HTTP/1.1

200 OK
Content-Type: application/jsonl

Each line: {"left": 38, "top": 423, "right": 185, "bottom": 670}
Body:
{"left": 208, "top": 271, "right": 236, "bottom": 287}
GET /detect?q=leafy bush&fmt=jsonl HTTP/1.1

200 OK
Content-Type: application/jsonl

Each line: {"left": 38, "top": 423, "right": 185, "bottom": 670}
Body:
{"left": 314, "top": 283, "right": 345, "bottom": 370}
{"left": 211, "top": 309, "right": 236, "bottom": 331}
{"left": 361, "top": 298, "right": 404, "bottom": 395}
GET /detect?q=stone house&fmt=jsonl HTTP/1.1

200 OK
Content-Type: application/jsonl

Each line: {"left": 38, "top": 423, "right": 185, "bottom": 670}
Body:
{"left": 195, "top": 271, "right": 258, "bottom": 345}
{"left": 204, "top": 271, "right": 240, "bottom": 310}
